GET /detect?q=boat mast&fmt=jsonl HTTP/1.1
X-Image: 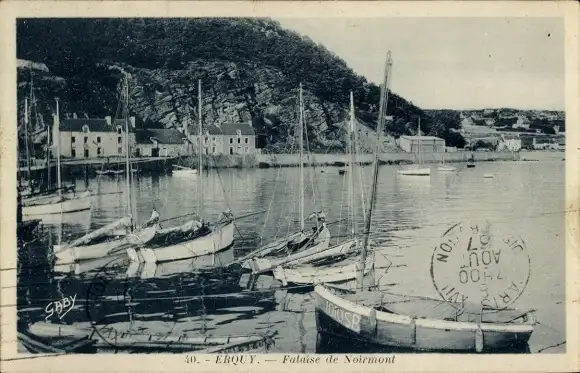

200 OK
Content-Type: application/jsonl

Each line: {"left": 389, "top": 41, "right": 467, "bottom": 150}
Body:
{"left": 349, "top": 91, "right": 356, "bottom": 239}
{"left": 357, "top": 51, "right": 393, "bottom": 291}
{"left": 123, "top": 74, "right": 133, "bottom": 226}
{"left": 46, "top": 124, "right": 51, "bottom": 189}
{"left": 418, "top": 117, "right": 422, "bottom": 165}
{"left": 198, "top": 79, "right": 204, "bottom": 222}
{"left": 299, "top": 83, "right": 304, "bottom": 231}
{"left": 24, "top": 97, "right": 32, "bottom": 184}
{"left": 55, "top": 98, "right": 62, "bottom": 197}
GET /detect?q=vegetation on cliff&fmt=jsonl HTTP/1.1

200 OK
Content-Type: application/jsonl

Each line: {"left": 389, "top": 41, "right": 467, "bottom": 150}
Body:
{"left": 17, "top": 18, "right": 465, "bottom": 152}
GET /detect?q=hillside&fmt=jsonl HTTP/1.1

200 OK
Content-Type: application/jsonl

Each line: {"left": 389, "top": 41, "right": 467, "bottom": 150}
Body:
{"left": 16, "top": 18, "right": 463, "bottom": 153}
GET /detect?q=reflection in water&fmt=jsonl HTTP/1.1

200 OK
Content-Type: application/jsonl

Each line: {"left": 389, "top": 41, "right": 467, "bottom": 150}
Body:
{"left": 17, "top": 162, "right": 566, "bottom": 353}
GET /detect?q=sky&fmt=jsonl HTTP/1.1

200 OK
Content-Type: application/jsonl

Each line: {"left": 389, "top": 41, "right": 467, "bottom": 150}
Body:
{"left": 275, "top": 18, "right": 564, "bottom": 111}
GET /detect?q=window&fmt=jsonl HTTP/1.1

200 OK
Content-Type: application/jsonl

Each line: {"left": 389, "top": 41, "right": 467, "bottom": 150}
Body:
{"left": 245, "top": 147, "right": 248, "bottom": 153}
{"left": 229, "top": 138, "right": 233, "bottom": 144}
{"left": 82, "top": 125, "right": 89, "bottom": 133}
{"left": 84, "top": 137, "right": 88, "bottom": 144}
{"left": 229, "top": 147, "right": 233, "bottom": 155}
{"left": 237, "top": 146, "right": 241, "bottom": 153}
{"left": 71, "top": 136, "right": 76, "bottom": 144}
{"left": 212, "top": 137, "right": 216, "bottom": 142}
{"left": 97, "top": 147, "right": 102, "bottom": 156}
{"left": 118, "top": 147, "right": 122, "bottom": 154}
{"left": 237, "top": 138, "right": 241, "bottom": 144}
{"left": 117, "top": 127, "right": 122, "bottom": 134}
{"left": 204, "top": 136, "right": 208, "bottom": 144}
{"left": 118, "top": 136, "right": 122, "bottom": 143}
{"left": 212, "top": 146, "right": 216, "bottom": 153}
{"left": 244, "top": 137, "right": 249, "bottom": 144}
{"left": 71, "top": 149, "right": 76, "bottom": 157}
{"left": 84, "top": 149, "right": 89, "bottom": 158}
{"left": 97, "top": 137, "right": 101, "bottom": 143}
{"left": 205, "top": 148, "right": 208, "bottom": 154}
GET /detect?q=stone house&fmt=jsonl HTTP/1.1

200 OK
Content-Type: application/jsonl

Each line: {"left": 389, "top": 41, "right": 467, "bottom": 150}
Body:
{"left": 187, "top": 121, "right": 258, "bottom": 155}
{"left": 53, "top": 115, "right": 136, "bottom": 159}
{"left": 135, "top": 128, "right": 193, "bottom": 157}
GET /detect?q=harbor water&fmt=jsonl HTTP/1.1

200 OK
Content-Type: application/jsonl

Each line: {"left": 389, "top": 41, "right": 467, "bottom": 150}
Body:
{"left": 17, "top": 159, "right": 566, "bottom": 353}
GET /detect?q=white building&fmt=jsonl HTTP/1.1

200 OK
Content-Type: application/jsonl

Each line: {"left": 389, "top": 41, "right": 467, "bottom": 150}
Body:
{"left": 398, "top": 135, "right": 446, "bottom": 153}
{"left": 497, "top": 134, "right": 522, "bottom": 152}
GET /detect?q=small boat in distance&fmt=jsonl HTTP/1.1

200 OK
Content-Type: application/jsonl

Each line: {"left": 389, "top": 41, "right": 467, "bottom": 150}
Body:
{"left": 172, "top": 165, "right": 198, "bottom": 176}
{"left": 397, "top": 117, "right": 430, "bottom": 176}
{"left": 467, "top": 153, "right": 476, "bottom": 168}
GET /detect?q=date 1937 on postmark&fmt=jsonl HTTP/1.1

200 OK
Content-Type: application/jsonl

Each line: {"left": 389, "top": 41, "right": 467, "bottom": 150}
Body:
{"left": 430, "top": 220, "right": 531, "bottom": 313}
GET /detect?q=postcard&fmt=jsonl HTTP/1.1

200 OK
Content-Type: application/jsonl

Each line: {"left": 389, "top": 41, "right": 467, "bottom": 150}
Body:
{"left": 0, "top": 1, "right": 578, "bottom": 372}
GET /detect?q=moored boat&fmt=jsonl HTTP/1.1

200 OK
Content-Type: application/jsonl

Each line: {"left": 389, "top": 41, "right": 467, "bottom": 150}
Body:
{"left": 314, "top": 284, "right": 536, "bottom": 352}
{"left": 173, "top": 165, "right": 198, "bottom": 176}
{"left": 397, "top": 117, "right": 430, "bottom": 177}
{"left": 128, "top": 214, "right": 235, "bottom": 263}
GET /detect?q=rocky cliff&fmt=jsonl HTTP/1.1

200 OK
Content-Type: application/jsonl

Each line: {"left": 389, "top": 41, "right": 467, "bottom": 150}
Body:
{"left": 16, "top": 18, "right": 461, "bottom": 153}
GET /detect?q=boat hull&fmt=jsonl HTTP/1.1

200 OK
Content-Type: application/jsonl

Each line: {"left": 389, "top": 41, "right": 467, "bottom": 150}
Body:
{"left": 313, "top": 285, "right": 535, "bottom": 352}
{"left": 173, "top": 170, "right": 198, "bottom": 176}
{"left": 397, "top": 168, "right": 431, "bottom": 176}
{"left": 54, "top": 225, "right": 158, "bottom": 264}
{"left": 242, "top": 228, "right": 333, "bottom": 274}
{"left": 54, "top": 237, "right": 128, "bottom": 264}
{"left": 23, "top": 194, "right": 92, "bottom": 219}
{"left": 273, "top": 255, "right": 373, "bottom": 286}
{"left": 132, "top": 222, "right": 235, "bottom": 263}
{"left": 438, "top": 165, "right": 457, "bottom": 172}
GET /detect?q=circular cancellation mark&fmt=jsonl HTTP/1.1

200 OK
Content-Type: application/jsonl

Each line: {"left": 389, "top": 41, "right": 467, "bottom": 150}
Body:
{"left": 430, "top": 220, "right": 531, "bottom": 314}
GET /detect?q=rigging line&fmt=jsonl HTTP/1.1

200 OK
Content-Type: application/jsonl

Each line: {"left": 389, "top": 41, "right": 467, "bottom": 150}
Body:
{"left": 259, "top": 154, "right": 284, "bottom": 246}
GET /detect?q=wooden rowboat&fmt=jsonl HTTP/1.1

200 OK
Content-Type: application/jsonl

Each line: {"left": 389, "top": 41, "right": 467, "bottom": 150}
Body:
{"left": 27, "top": 323, "right": 276, "bottom": 354}
{"left": 314, "top": 284, "right": 536, "bottom": 352}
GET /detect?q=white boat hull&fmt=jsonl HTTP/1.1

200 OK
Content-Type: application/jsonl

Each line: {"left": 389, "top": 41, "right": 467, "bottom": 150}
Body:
{"left": 273, "top": 255, "right": 373, "bottom": 286}
{"left": 173, "top": 170, "right": 198, "bottom": 176}
{"left": 131, "top": 222, "right": 235, "bottom": 263}
{"left": 23, "top": 193, "right": 92, "bottom": 219}
{"left": 438, "top": 165, "right": 457, "bottom": 172}
{"left": 242, "top": 228, "right": 333, "bottom": 274}
{"left": 314, "top": 285, "right": 535, "bottom": 352}
{"left": 54, "top": 225, "right": 158, "bottom": 264}
{"left": 397, "top": 168, "right": 431, "bottom": 176}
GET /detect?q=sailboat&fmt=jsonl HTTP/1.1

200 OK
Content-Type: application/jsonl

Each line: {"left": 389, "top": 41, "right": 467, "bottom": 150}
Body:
{"left": 397, "top": 117, "right": 431, "bottom": 176}
{"left": 22, "top": 97, "right": 92, "bottom": 219}
{"left": 438, "top": 151, "right": 457, "bottom": 172}
{"left": 238, "top": 84, "right": 332, "bottom": 274}
{"left": 54, "top": 73, "right": 159, "bottom": 263}
{"left": 127, "top": 80, "right": 235, "bottom": 264}
{"left": 467, "top": 153, "right": 476, "bottom": 168}
{"left": 270, "top": 88, "right": 378, "bottom": 286}
{"left": 313, "top": 52, "right": 536, "bottom": 353}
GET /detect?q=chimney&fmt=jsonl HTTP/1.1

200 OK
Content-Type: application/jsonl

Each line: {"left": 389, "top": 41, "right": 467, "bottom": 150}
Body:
{"left": 130, "top": 116, "right": 136, "bottom": 128}
{"left": 73, "top": 113, "right": 78, "bottom": 119}
{"left": 105, "top": 116, "right": 112, "bottom": 126}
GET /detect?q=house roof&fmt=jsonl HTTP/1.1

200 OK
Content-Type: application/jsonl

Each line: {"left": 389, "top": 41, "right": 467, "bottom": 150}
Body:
{"left": 135, "top": 129, "right": 188, "bottom": 145}
{"left": 59, "top": 118, "right": 131, "bottom": 132}
{"left": 188, "top": 122, "right": 256, "bottom": 136}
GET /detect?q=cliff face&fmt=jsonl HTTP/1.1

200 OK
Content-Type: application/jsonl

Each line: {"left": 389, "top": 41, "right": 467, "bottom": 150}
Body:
{"left": 16, "top": 18, "right": 443, "bottom": 153}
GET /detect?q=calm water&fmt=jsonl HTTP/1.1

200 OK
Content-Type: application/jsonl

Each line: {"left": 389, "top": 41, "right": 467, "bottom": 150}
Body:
{"left": 18, "top": 160, "right": 566, "bottom": 353}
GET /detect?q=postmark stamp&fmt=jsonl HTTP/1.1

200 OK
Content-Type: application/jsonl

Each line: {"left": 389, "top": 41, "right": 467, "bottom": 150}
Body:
{"left": 430, "top": 220, "right": 531, "bottom": 313}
